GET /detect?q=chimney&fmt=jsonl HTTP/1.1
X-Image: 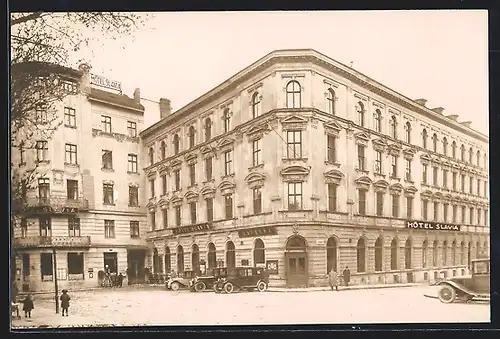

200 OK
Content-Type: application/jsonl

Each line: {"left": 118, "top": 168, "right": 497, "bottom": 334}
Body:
{"left": 133, "top": 88, "right": 141, "bottom": 104}
{"left": 414, "top": 98, "right": 427, "bottom": 106}
{"left": 446, "top": 114, "right": 459, "bottom": 121}
{"left": 460, "top": 121, "right": 472, "bottom": 128}
{"left": 431, "top": 107, "right": 445, "bottom": 114}
{"left": 159, "top": 98, "right": 172, "bottom": 119}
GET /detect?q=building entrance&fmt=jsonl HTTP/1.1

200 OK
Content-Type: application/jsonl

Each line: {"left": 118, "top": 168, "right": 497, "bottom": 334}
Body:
{"left": 127, "top": 250, "right": 146, "bottom": 284}
{"left": 285, "top": 235, "right": 308, "bottom": 288}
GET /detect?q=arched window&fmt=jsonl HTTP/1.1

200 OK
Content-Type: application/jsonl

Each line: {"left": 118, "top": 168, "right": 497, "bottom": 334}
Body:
{"left": 207, "top": 242, "right": 216, "bottom": 269}
{"left": 327, "top": 88, "right": 335, "bottom": 115}
{"left": 286, "top": 236, "right": 306, "bottom": 250}
{"left": 188, "top": 126, "right": 195, "bottom": 148}
{"left": 451, "top": 240, "right": 457, "bottom": 266}
{"left": 390, "top": 238, "right": 398, "bottom": 270}
{"left": 177, "top": 245, "right": 184, "bottom": 273}
{"left": 422, "top": 240, "right": 428, "bottom": 268}
{"left": 451, "top": 141, "right": 457, "bottom": 159}
{"left": 252, "top": 92, "right": 261, "bottom": 118}
{"left": 165, "top": 246, "right": 171, "bottom": 273}
{"left": 469, "top": 147, "right": 473, "bottom": 164}
{"left": 374, "top": 109, "right": 382, "bottom": 133}
{"left": 253, "top": 239, "right": 265, "bottom": 265}
{"left": 357, "top": 102, "right": 365, "bottom": 127}
{"left": 223, "top": 108, "right": 231, "bottom": 133}
{"left": 390, "top": 115, "right": 397, "bottom": 139}
{"left": 432, "top": 133, "right": 438, "bottom": 153}
{"left": 442, "top": 241, "right": 448, "bottom": 266}
{"left": 356, "top": 238, "right": 366, "bottom": 273}
{"left": 226, "top": 241, "right": 235, "bottom": 268}
{"left": 484, "top": 153, "right": 488, "bottom": 168}
{"left": 160, "top": 141, "right": 166, "bottom": 160}
{"left": 204, "top": 118, "right": 211, "bottom": 142}
{"left": 432, "top": 240, "right": 438, "bottom": 267}
{"left": 460, "top": 241, "right": 465, "bottom": 265}
{"left": 460, "top": 144, "right": 465, "bottom": 161}
{"left": 405, "top": 238, "right": 412, "bottom": 269}
{"left": 173, "top": 134, "right": 180, "bottom": 155}
{"left": 149, "top": 147, "right": 154, "bottom": 165}
{"left": 374, "top": 237, "right": 383, "bottom": 271}
{"left": 286, "top": 80, "right": 301, "bottom": 108}
{"left": 192, "top": 244, "right": 200, "bottom": 274}
{"left": 476, "top": 150, "right": 481, "bottom": 166}
{"left": 404, "top": 122, "right": 411, "bottom": 143}
{"left": 326, "top": 237, "right": 337, "bottom": 273}
{"left": 442, "top": 137, "right": 448, "bottom": 156}
{"left": 467, "top": 241, "right": 472, "bottom": 267}
{"left": 422, "top": 129, "right": 428, "bottom": 149}
{"left": 153, "top": 248, "right": 160, "bottom": 273}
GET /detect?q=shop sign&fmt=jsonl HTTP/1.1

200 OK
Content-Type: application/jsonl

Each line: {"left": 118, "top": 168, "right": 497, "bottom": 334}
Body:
{"left": 90, "top": 73, "right": 122, "bottom": 92}
{"left": 405, "top": 220, "right": 461, "bottom": 232}
{"left": 266, "top": 260, "right": 279, "bottom": 274}
{"left": 238, "top": 226, "right": 277, "bottom": 238}
{"left": 172, "top": 223, "right": 211, "bottom": 235}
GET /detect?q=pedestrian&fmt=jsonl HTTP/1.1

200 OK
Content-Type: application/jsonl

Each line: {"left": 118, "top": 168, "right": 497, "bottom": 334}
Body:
{"left": 118, "top": 273, "right": 124, "bottom": 287}
{"left": 22, "top": 294, "right": 34, "bottom": 318}
{"left": 328, "top": 268, "right": 339, "bottom": 291}
{"left": 60, "top": 289, "right": 71, "bottom": 317}
{"left": 342, "top": 266, "right": 351, "bottom": 287}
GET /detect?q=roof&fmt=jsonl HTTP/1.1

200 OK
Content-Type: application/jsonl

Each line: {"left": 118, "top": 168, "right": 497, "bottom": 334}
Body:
{"left": 11, "top": 61, "right": 82, "bottom": 80}
{"left": 88, "top": 88, "right": 145, "bottom": 113}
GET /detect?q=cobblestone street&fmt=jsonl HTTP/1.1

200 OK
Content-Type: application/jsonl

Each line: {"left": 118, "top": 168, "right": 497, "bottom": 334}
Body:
{"left": 11, "top": 285, "right": 489, "bottom": 328}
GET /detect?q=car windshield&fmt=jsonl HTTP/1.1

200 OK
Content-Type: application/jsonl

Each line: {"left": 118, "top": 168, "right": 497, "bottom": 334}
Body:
{"left": 474, "top": 261, "right": 489, "bottom": 274}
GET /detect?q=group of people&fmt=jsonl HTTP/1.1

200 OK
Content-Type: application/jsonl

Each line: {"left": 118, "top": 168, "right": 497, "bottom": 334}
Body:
{"left": 16, "top": 289, "right": 71, "bottom": 319}
{"left": 327, "top": 266, "right": 351, "bottom": 291}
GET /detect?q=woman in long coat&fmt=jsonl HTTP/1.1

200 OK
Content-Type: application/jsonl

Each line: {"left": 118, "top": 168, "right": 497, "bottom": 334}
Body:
{"left": 328, "top": 269, "right": 339, "bottom": 291}
{"left": 22, "top": 294, "right": 34, "bottom": 318}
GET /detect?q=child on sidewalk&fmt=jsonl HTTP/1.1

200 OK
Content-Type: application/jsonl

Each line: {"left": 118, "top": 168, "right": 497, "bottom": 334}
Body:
{"left": 22, "top": 294, "right": 34, "bottom": 318}
{"left": 60, "top": 289, "right": 71, "bottom": 317}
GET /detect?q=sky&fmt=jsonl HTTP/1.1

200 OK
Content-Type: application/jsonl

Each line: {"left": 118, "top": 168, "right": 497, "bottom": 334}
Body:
{"left": 71, "top": 11, "right": 489, "bottom": 135}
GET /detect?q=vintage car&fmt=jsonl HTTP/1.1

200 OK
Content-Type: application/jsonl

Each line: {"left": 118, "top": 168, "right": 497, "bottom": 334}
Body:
{"left": 166, "top": 270, "right": 196, "bottom": 291}
{"left": 436, "top": 257, "right": 490, "bottom": 303}
{"left": 214, "top": 267, "right": 269, "bottom": 294}
{"left": 191, "top": 268, "right": 228, "bottom": 292}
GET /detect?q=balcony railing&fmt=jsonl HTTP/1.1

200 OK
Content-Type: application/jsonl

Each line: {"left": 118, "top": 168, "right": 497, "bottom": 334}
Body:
{"left": 24, "top": 196, "right": 89, "bottom": 213}
{"left": 13, "top": 236, "right": 91, "bottom": 249}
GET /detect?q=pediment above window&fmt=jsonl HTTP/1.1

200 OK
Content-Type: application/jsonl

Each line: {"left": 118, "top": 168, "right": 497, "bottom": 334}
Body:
{"left": 373, "top": 179, "right": 389, "bottom": 192}
{"left": 443, "top": 193, "right": 452, "bottom": 201}
{"left": 145, "top": 170, "right": 156, "bottom": 179}
{"left": 170, "top": 195, "right": 183, "bottom": 207}
{"left": 420, "top": 153, "right": 432, "bottom": 164}
{"left": 421, "top": 190, "right": 433, "bottom": 199}
{"left": 388, "top": 142, "right": 402, "bottom": 156}
{"left": 244, "top": 172, "right": 266, "bottom": 188}
{"left": 404, "top": 185, "right": 418, "bottom": 197}
{"left": 158, "top": 198, "right": 169, "bottom": 208}
{"left": 451, "top": 195, "right": 461, "bottom": 203}
{"left": 184, "top": 190, "right": 199, "bottom": 203}
{"left": 323, "top": 120, "right": 343, "bottom": 136}
{"left": 200, "top": 186, "right": 216, "bottom": 199}
{"left": 354, "top": 132, "right": 370, "bottom": 145}
{"left": 403, "top": 147, "right": 417, "bottom": 160}
{"left": 184, "top": 152, "right": 198, "bottom": 165}
{"left": 281, "top": 115, "right": 308, "bottom": 130}
{"left": 158, "top": 165, "right": 169, "bottom": 175}
{"left": 146, "top": 201, "right": 157, "bottom": 211}
{"left": 441, "top": 160, "right": 451, "bottom": 168}
{"left": 324, "top": 169, "right": 345, "bottom": 185}
{"left": 280, "top": 165, "right": 310, "bottom": 182}
{"left": 218, "top": 180, "right": 236, "bottom": 196}
{"left": 170, "top": 159, "right": 183, "bottom": 169}
{"left": 372, "top": 137, "right": 388, "bottom": 151}
{"left": 244, "top": 124, "right": 270, "bottom": 139}
{"left": 355, "top": 176, "right": 372, "bottom": 190}
{"left": 217, "top": 137, "right": 235, "bottom": 151}
{"left": 200, "top": 145, "right": 216, "bottom": 159}
{"left": 389, "top": 183, "right": 403, "bottom": 195}
{"left": 433, "top": 192, "right": 443, "bottom": 201}
{"left": 431, "top": 157, "right": 442, "bottom": 165}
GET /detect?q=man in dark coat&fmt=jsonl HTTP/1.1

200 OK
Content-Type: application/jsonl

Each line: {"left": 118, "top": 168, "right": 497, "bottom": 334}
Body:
{"left": 118, "top": 273, "right": 124, "bottom": 287}
{"left": 22, "top": 294, "right": 34, "bottom": 318}
{"left": 60, "top": 290, "right": 71, "bottom": 316}
{"left": 342, "top": 266, "right": 351, "bottom": 287}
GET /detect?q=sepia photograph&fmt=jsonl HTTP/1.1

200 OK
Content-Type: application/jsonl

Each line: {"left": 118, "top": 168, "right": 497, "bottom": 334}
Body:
{"left": 9, "top": 10, "right": 490, "bottom": 329}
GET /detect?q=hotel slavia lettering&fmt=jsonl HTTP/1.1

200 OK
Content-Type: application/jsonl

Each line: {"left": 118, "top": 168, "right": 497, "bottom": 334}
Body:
{"left": 90, "top": 74, "right": 122, "bottom": 92}
{"left": 406, "top": 220, "right": 461, "bottom": 232}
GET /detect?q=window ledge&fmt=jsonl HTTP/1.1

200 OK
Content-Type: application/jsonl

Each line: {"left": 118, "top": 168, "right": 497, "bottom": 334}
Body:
{"left": 37, "top": 160, "right": 51, "bottom": 165}
{"left": 248, "top": 163, "right": 265, "bottom": 171}
{"left": 355, "top": 168, "right": 369, "bottom": 175}
{"left": 390, "top": 176, "right": 401, "bottom": 182}
{"left": 101, "top": 168, "right": 114, "bottom": 172}
{"left": 128, "top": 205, "right": 140, "bottom": 208}
{"left": 202, "top": 179, "right": 215, "bottom": 184}
{"left": 404, "top": 179, "right": 414, "bottom": 184}
{"left": 64, "top": 124, "right": 77, "bottom": 129}
{"left": 221, "top": 174, "right": 235, "bottom": 180}
{"left": 103, "top": 203, "right": 116, "bottom": 206}
{"left": 282, "top": 157, "right": 308, "bottom": 162}
{"left": 127, "top": 171, "right": 140, "bottom": 175}
{"left": 374, "top": 172, "right": 386, "bottom": 178}
{"left": 324, "top": 161, "right": 341, "bottom": 167}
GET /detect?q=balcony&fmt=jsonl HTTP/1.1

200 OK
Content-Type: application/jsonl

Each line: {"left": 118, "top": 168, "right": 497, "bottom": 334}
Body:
{"left": 24, "top": 196, "right": 89, "bottom": 214}
{"left": 13, "top": 236, "right": 91, "bottom": 249}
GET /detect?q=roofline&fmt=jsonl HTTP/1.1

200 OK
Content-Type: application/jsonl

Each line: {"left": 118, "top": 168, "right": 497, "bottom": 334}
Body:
{"left": 141, "top": 49, "right": 488, "bottom": 142}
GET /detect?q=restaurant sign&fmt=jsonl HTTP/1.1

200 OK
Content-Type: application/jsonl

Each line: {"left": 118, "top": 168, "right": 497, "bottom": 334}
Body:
{"left": 90, "top": 74, "right": 122, "bottom": 92}
{"left": 172, "top": 223, "right": 211, "bottom": 235}
{"left": 406, "top": 220, "right": 461, "bottom": 232}
{"left": 238, "top": 226, "right": 278, "bottom": 238}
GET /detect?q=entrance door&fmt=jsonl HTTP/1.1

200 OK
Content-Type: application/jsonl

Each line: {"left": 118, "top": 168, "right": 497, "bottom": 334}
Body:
{"left": 104, "top": 252, "right": 118, "bottom": 273}
{"left": 285, "top": 235, "right": 308, "bottom": 288}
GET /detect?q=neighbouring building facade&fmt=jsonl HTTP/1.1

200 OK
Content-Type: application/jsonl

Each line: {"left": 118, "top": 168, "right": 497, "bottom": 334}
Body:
{"left": 140, "top": 49, "right": 490, "bottom": 288}
{"left": 11, "top": 63, "right": 150, "bottom": 292}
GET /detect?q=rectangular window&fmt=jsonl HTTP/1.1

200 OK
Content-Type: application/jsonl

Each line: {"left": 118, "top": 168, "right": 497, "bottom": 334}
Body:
{"left": 253, "top": 188, "right": 262, "bottom": 214}
{"left": 19, "top": 144, "right": 26, "bottom": 166}
{"left": 161, "top": 174, "right": 167, "bottom": 195}
{"left": 101, "top": 115, "right": 112, "bottom": 133}
{"left": 469, "top": 177, "right": 473, "bottom": 195}
{"left": 129, "top": 186, "right": 139, "bottom": 207}
{"left": 225, "top": 194, "right": 234, "bottom": 219}
{"left": 453, "top": 205, "right": 458, "bottom": 223}
{"left": 36, "top": 104, "right": 48, "bottom": 124}
{"left": 375, "top": 151, "right": 382, "bottom": 174}
{"left": 40, "top": 253, "right": 53, "bottom": 281}
{"left": 469, "top": 207, "right": 474, "bottom": 225}
{"left": 65, "top": 144, "right": 78, "bottom": 165}
{"left": 162, "top": 209, "right": 168, "bottom": 229}
{"left": 175, "top": 206, "right": 182, "bottom": 226}
{"left": 461, "top": 174, "right": 466, "bottom": 192}
{"left": 485, "top": 210, "right": 488, "bottom": 226}
{"left": 39, "top": 217, "right": 51, "bottom": 236}
{"left": 21, "top": 218, "right": 27, "bottom": 238}
{"left": 442, "top": 170, "right": 448, "bottom": 189}
{"left": 101, "top": 150, "right": 112, "bottom": 169}
{"left": 190, "top": 202, "right": 197, "bottom": 224}
{"left": 127, "top": 121, "right": 137, "bottom": 137}
{"left": 477, "top": 208, "right": 482, "bottom": 225}
{"left": 38, "top": 178, "right": 50, "bottom": 202}
{"left": 224, "top": 151, "right": 233, "bottom": 176}
{"left": 391, "top": 155, "right": 398, "bottom": 178}
{"left": 358, "top": 189, "right": 366, "bottom": 215}
{"left": 461, "top": 206, "right": 466, "bottom": 224}
{"left": 422, "top": 200, "right": 428, "bottom": 220}
{"left": 405, "top": 159, "right": 411, "bottom": 181}
{"left": 22, "top": 253, "right": 30, "bottom": 276}
{"left": 64, "top": 107, "right": 76, "bottom": 127}
{"left": 376, "top": 191, "right": 384, "bottom": 216}
{"left": 149, "top": 179, "right": 155, "bottom": 198}
{"left": 328, "top": 183, "right": 337, "bottom": 212}
{"left": 67, "top": 179, "right": 78, "bottom": 200}
{"left": 130, "top": 221, "right": 140, "bottom": 238}
{"left": 174, "top": 170, "right": 181, "bottom": 191}
{"left": 67, "top": 253, "right": 84, "bottom": 278}
{"left": 392, "top": 194, "right": 399, "bottom": 218}
{"left": 252, "top": 139, "right": 262, "bottom": 166}
{"left": 206, "top": 198, "right": 214, "bottom": 222}
{"left": 422, "top": 164, "right": 428, "bottom": 184}
{"left": 327, "top": 135, "right": 336, "bottom": 162}
{"left": 205, "top": 157, "right": 213, "bottom": 181}
{"left": 452, "top": 172, "right": 457, "bottom": 191}
{"left": 68, "top": 217, "right": 80, "bottom": 236}
{"left": 104, "top": 220, "right": 115, "bottom": 238}
{"left": 406, "top": 197, "right": 413, "bottom": 218}
{"left": 189, "top": 164, "right": 196, "bottom": 186}
{"left": 432, "top": 167, "right": 438, "bottom": 186}
{"left": 127, "top": 154, "right": 138, "bottom": 173}
{"left": 476, "top": 179, "right": 481, "bottom": 197}
{"left": 288, "top": 182, "right": 303, "bottom": 211}
{"left": 150, "top": 212, "right": 156, "bottom": 231}
{"left": 103, "top": 183, "right": 114, "bottom": 205}
{"left": 287, "top": 131, "right": 302, "bottom": 159}
{"left": 433, "top": 202, "right": 439, "bottom": 221}
{"left": 484, "top": 181, "right": 488, "bottom": 197}
{"left": 443, "top": 203, "right": 449, "bottom": 222}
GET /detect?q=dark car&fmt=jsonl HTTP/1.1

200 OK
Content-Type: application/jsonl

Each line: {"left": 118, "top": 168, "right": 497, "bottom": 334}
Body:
{"left": 214, "top": 267, "right": 269, "bottom": 294}
{"left": 166, "top": 270, "right": 196, "bottom": 291}
{"left": 192, "top": 268, "right": 228, "bottom": 292}
{"left": 436, "top": 257, "right": 490, "bottom": 303}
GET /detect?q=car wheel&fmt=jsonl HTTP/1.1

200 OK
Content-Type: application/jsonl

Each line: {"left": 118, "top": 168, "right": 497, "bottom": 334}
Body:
{"left": 170, "top": 282, "right": 180, "bottom": 291}
{"left": 224, "top": 282, "right": 234, "bottom": 294}
{"left": 438, "top": 285, "right": 456, "bottom": 303}
{"left": 213, "top": 284, "right": 219, "bottom": 293}
{"left": 195, "top": 282, "right": 206, "bottom": 292}
{"left": 257, "top": 281, "right": 267, "bottom": 292}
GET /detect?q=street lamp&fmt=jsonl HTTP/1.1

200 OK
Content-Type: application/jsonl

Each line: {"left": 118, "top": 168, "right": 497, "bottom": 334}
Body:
{"left": 52, "top": 248, "right": 59, "bottom": 314}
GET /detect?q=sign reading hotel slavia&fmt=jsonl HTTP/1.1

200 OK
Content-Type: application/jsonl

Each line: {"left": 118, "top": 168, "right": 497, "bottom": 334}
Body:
{"left": 172, "top": 223, "right": 211, "bottom": 235}
{"left": 238, "top": 226, "right": 277, "bottom": 238}
{"left": 406, "top": 220, "right": 461, "bottom": 232}
{"left": 90, "top": 73, "right": 122, "bottom": 92}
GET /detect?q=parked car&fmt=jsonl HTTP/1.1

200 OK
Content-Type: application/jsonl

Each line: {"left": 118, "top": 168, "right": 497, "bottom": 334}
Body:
{"left": 436, "top": 257, "right": 490, "bottom": 303}
{"left": 166, "top": 270, "right": 196, "bottom": 291}
{"left": 214, "top": 267, "right": 269, "bottom": 294}
{"left": 192, "top": 268, "right": 228, "bottom": 292}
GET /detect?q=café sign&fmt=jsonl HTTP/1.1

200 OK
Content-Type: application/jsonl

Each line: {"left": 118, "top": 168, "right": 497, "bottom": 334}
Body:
{"left": 406, "top": 220, "right": 461, "bottom": 232}
{"left": 172, "top": 223, "right": 211, "bottom": 235}
{"left": 238, "top": 226, "right": 277, "bottom": 238}
{"left": 90, "top": 74, "right": 122, "bottom": 92}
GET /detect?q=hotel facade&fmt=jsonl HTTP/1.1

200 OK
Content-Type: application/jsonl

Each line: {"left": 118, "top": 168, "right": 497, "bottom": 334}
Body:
{"left": 141, "top": 49, "right": 490, "bottom": 288}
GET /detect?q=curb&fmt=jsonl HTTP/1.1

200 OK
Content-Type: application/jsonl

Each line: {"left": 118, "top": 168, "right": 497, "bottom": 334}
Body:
{"left": 267, "top": 283, "right": 422, "bottom": 293}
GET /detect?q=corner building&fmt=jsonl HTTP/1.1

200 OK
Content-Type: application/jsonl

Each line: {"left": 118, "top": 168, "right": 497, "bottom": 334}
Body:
{"left": 141, "top": 49, "right": 489, "bottom": 288}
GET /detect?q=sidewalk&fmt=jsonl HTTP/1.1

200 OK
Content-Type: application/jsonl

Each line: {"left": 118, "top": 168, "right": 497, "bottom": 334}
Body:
{"left": 267, "top": 282, "right": 423, "bottom": 292}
